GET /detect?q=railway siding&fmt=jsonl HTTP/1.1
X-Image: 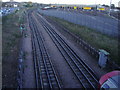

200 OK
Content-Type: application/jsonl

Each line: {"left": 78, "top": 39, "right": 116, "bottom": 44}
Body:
{"left": 35, "top": 12, "right": 99, "bottom": 88}
{"left": 28, "top": 11, "right": 61, "bottom": 88}
{"left": 43, "top": 15, "right": 119, "bottom": 70}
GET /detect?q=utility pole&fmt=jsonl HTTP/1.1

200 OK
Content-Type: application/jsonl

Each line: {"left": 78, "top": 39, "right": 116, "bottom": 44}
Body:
{"left": 95, "top": 0, "right": 97, "bottom": 15}
{"left": 108, "top": 0, "right": 112, "bottom": 16}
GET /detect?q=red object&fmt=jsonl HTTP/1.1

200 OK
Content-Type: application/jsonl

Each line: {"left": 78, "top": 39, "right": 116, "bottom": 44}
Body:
{"left": 99, "top": 70, "right": 120, "bottom": 88}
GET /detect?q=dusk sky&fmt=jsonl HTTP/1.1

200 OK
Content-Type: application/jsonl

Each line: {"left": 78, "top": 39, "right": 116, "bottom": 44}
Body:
{"left": 2, "top": 0, "right": 119, "bottom": 7}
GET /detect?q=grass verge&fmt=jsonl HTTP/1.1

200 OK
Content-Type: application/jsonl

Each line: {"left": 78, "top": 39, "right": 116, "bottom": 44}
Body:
{"left": 47, "top": 16, "right": 119, "bottom": 65}
{"left": 2, "top": 8, "right": 26, "bottom": 59}
{"left": 2, "top": 8, "right": 26, "bottom": 88}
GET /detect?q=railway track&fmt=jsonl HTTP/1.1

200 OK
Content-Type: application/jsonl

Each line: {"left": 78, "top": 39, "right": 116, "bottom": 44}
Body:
{"left": 28, "top": 11, "right": 61, "bottom": 88}
{"left": 35, "top": 12, "right": 99, "bottom": 88}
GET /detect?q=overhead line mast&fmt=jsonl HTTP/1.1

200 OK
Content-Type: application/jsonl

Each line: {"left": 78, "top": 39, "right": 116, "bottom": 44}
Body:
{"left": 109, "top": 0, "right": 112, "bottom": 16}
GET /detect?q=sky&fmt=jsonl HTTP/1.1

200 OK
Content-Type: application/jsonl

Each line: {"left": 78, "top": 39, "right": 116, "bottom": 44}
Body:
{"left": 2, "top": 0, "right": 119, "bottom": 7}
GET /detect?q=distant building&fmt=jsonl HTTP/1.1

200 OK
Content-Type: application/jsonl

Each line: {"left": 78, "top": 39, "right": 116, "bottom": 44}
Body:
{"left": 10, "top": 0, "right": 14, "bottom": 2}
{"left": 3, "top": 1, "right": 19, "bottom": 7}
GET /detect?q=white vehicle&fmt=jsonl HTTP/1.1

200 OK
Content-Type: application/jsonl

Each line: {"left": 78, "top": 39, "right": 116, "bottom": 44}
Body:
{"left": 42, "top": 6, "right": 51, "bottom": 10}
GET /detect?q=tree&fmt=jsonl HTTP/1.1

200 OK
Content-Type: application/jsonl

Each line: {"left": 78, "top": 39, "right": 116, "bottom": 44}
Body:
{"left": 111, "top": 4, "right": 115, "bottom": 9}
{"left": 102, "top": 4, "right": 109, "bottom": 7}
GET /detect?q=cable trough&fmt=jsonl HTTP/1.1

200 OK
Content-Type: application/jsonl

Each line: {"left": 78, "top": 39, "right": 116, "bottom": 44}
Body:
{"left": 35, "top": 12, "right": 99, "bottom": 88}
{"left": 28, "top": 11, "right": 61, "bottom": 88}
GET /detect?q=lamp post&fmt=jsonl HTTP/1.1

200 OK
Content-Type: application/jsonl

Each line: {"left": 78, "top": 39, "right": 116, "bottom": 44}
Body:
{"left": 108, "top": 0, "right": 112, "bottom": 16}
{"left": 95, "top": 0, "right": 97, "bottom": 15}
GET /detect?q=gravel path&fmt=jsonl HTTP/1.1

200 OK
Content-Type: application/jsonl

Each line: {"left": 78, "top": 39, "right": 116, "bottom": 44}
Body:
{"left": 22, "top": 16, "right": 36, "bottom": 88}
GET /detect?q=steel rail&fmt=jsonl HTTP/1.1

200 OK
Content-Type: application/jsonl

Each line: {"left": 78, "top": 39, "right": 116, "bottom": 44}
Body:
{"left": 37, "top": 13, "right": 98, "bottom": 81}
{"left": 28, "top": 12, "right": 39, "bottom": 88}
{"left": 41, "top": 20, "right": 93, "bottom": 88}
{"left": 29, "top": 13, "right": 51, "bottom": 88}
{"left": 32, "top": 17, "right": 60, "bottom": 88}
{"left": 29, "top": 15, "right": 58, "bottom": 88}
{"left": 31, "top": 16, "right": 53, "bottom": 88}
{"left": 28, "top": 12, "right": 43, "bottom": 88}
{"left": 35, "top": 13, "right": 99, "bottom": 88}
{"left": 45, "top": 21, "right": 99, "bottom": 83}
{"left": 32, "top": 15, "right": 61, "bottom": 88}
{"left": 28, "top": 11, "right": 61, "bottom": 88}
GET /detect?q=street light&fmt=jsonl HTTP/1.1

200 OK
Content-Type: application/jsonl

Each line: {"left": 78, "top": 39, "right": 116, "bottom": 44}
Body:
{"left": 108, "top": 0, "right": 112, "bottom": 16}
{"left": 95, "top": 0, "right": 97, "bottom": 15}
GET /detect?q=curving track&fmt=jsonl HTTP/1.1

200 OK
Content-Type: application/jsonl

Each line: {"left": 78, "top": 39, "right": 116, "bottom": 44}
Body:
{"left": 28, "top": 10, "right": 61, "bottom": 88}
{"left": 34, "top": 11, "right": 99, "bottom": 88}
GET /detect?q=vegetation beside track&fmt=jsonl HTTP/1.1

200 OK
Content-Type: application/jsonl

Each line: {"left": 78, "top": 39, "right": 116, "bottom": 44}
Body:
{"left": 47, "top": 16, "right": 119, "bottom": 65}
{"left": 2, "top": 8, "right": 26, "bottom": 88}
{"left": 2, "top": 9, "right": 26, "bottom": 59}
